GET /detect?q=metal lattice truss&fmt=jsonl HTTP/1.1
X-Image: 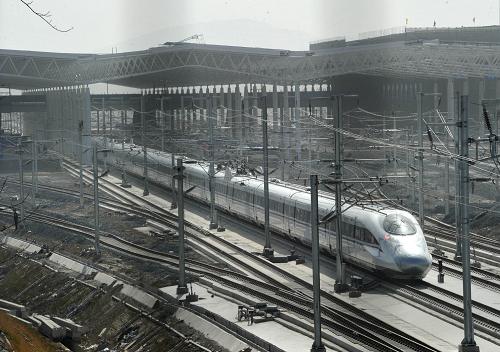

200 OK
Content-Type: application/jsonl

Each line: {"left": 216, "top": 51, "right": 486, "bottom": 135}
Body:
{"left": 4, "top": 41, "right": 500, "bottom": 89}
{"left": 0, "top": 50, "right": 91, "bottom": 89}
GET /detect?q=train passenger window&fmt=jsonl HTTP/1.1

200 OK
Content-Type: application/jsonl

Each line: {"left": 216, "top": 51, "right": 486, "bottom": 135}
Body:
{"left": 255, "top": 194, "right": 263, "bottom": 206}
{"left": 354, "top": 226, "right": 363, "bottom": 241}
{"left": 383, "top": 214, "right": 416, "bottom": 235}
{"left": 341, "top": 222, "right": 354, "bottom": 237}
{"left": 301, "top": 208, "right": 309, "bottom": 221}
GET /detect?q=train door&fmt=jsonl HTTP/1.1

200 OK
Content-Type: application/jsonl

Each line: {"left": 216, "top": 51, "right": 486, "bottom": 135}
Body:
{"left": 251, "top": 187, "right": 257, "bottom": 221}
{"left": 284, "top": 199, "right": 296, "bottom": 236}
{"left": 226, "top": 182, "right": 233, "bottom": 211}
{"left": 281, "top": 198, "right": 286, "bottom": 229}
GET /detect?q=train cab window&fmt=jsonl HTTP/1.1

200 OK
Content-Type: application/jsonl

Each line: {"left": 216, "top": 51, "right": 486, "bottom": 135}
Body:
{"left": 383, "top": 214, "right": 416, "bottom": 235}
{"left": 362, "top": 228, "right": 378, "bottom": 245}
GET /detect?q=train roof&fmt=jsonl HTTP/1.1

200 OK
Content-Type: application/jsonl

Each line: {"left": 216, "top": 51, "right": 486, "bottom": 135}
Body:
{"left": 105, "top": 139, "right": 399, "bottom": 219}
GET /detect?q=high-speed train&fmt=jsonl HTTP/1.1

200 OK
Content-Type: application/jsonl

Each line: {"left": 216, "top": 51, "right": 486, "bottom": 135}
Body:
{"left": 100, "top": 139, "right": 432, "bottom": 279}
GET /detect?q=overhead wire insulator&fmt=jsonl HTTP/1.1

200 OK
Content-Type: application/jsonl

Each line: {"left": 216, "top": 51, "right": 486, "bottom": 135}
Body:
{"left": 482, "top": 104, "right": 493, "bottom": 135}
{"left": 425, "top": 124, "right": 434, "bottom": 150}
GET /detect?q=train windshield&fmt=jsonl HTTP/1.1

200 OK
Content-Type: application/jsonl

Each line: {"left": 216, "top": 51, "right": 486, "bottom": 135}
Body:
{"left": 383, "top": 214, "right": 416, "bottom": 235}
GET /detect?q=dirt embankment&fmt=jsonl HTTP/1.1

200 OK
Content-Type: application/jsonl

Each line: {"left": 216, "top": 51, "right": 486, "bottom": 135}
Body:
{"left": 0, "top": 311, "right": 66, "bottom": 352}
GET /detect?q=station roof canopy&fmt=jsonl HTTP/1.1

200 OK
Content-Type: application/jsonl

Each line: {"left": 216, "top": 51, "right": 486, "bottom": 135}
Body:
{"left": 4, "top": 27, "right": 500, "bottom": 90}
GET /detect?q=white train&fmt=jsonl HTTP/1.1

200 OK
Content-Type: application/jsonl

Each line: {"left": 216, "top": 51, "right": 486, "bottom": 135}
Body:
{"left": 102, "top": 140, "right": 432, "bottom": 279}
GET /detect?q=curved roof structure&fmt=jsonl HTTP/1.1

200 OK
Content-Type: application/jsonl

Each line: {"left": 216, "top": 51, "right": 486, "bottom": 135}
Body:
{"left": 3, "top": 37, "right": 500, "bottom": 90}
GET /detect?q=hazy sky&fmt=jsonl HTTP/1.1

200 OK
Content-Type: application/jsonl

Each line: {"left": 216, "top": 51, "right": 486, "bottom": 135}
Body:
{"left": 1, "top": 0, "right": 500, "bottom": 53}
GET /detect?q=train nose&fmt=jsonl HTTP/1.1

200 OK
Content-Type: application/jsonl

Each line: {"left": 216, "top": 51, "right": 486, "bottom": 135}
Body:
{"left": 396, "top": 254, "right": 432, "bottom": 278}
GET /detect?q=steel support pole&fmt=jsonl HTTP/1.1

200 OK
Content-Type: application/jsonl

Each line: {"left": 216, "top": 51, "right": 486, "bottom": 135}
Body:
{"left": 31, "top": 136, "right": 36, "bottom": 207}
{"left": 161, "top": 97, "right": 165, "bottom": 152}
{"left": 407, "top": 130, "right": 412, "bottom": 202}
{"left": 121, "top": 112, "right": 125, "bottom": 151}
{"left": 411, "top": 126, "right": 417, "bottom": 209}
{"left": 208, "top": 98, "right": 217, "bottom": 229}
{"left": 141, "top": 95, "right": 149, "bottom": 196}
{"left": 169, "top": 98, "right": 177, "bottom": 209}
{"left": 393, "top": 113, "right": 397, "bottom": 175}
{"left": 382, "top": 116, "right": 386, "bottom": 175}
{"left": 34, "top": 133, "right": 38, "bottom": 194}
{"left": 176, "top": 158, "right": 188, "bottom": 294}
{"left": 416, "top": 92, "right": 425, "bottom": 228}
{"left": 262, "top": 97, "right": 273, "bottom": 257}
{"left": 458, "top": 95, "right": 479, "bottom": 352}
{"left": 280, "top": 85, "right": 286, "bottom": 181}
{"left": 334, "top": 96, "right": 346, "bottom": 291}
{"left": 455, "top": 91, "right": 463, "bottom": 260}
{"left": 18, "top": 141, "right": 24, "bottom": 226}
{"left": 92, "top": 143, "right": 101, "bottom": 256}
{"left": 121, "top": 97, "right": 125, "bottom": 151}
{"left": 78, "top": 120, "right": 84, "bottom": 208}
{"left": 102, "top": 98, "right": 107, "bottom": 172}
{"left": 310, "top": 174, "right": 326, "bottom": 352}
{"left": 445, "top": 132, "right": 450, "bottom": 216}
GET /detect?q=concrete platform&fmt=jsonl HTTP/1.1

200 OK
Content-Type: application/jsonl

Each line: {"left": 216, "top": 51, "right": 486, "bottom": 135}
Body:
{"left": 48, "top": 253, "right": 96, "bottom": 276}
{"left": 160, "top": 283, "right": 326, "bottom": 352}
{"left": 0, "top": 235, "right": 42, "bottom": 253}
{"left": 425, "top": 267, "right": 500, "bottom": 325}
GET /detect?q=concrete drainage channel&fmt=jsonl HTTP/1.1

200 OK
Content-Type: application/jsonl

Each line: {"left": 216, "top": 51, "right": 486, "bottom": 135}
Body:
{"left": 0, "top": 235, "right": 288, "bottom": 352}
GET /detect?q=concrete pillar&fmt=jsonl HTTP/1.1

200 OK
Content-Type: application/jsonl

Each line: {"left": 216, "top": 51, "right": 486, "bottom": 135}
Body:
{"left": 71, "top": 88, "right": 77, "bottom": 158}
{"left": 227, "top": 85, "right": 233, "bottom": 137}
{"left": 208, "top": 87, "right": 215, "bottom": 131}
{"left": 463, "top": 78, "right": 469, "bottom": 95}
{"left": 272, "top": 83, "right": 278, "bottom": 137}
{"left": 234, "top": 85, "right": 242, "bottom": 140}
{"left": 82, "top": 87, "right": 92, "bottom": 165}
{"left": 252, "top": 84, "right": 258, "bottom": 128}
{"left": 210, "top": 87, "right": 217, "bottom": 128}
{"left": 219, "top": 85, "right": 225, "bottom": 127}
{"left": 243, "top": 84, "right": 249, "bottom": 141}
{"left": 193, "top": 87, "right": 199, "bottom": 130}
{"left": 60, "top": 89, "right": 66, "bottom": 157}
{"left": 185, "top": 88, "right": 191, "bottom": 131}
{"left": 279, "top": 85, "right": 286, "bottom": 180}
{"left": 327, "top": 83, "right": 333, "bottom": 125}
{"left": 180, "top": 88, "right": 185, "bottom": 131}
{"left": 283, "top": 84, "right": 290, "bottom": 162}
{"left": 447, "top": 78, "right": 455, "bottom": 122}
{"left": 261, "top": 84, "right": 267, "bottom": 129}
{"left": 61, "top": 88, "right": 67, "bottom": 156}
{"left": 294, "top": 83, "right": 301, "bottom": 160}
{"left": 193, "top": 87, "right": 202, "bottom": 131}
{"left": 478, "top": 79, "right": 485, "bottom": 136}
{"left": 433, "top": 81, "right": 439, "bottom": 124}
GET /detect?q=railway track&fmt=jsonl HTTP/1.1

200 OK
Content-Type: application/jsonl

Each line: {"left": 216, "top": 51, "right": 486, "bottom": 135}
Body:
{"left": 431, "top": 255, "right": 500, "bottom": 292}
{"left": 14, "top": 156, "right": 500, "bottom": 349}
{"left": 16, "top": 157, "right": 440, "bottom": 352}
{"left": 0, "top": 207, "right": 436, "bottom": 352}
